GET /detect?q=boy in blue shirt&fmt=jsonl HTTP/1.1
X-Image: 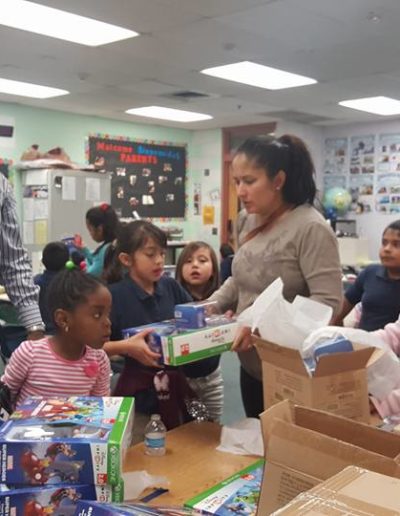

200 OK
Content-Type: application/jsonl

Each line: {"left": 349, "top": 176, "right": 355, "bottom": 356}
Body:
{"left": 34, "top": 241, "right": 69, "bottom": 333}
{"left": 334, "top": 220, "right": 400, "bottom": 331}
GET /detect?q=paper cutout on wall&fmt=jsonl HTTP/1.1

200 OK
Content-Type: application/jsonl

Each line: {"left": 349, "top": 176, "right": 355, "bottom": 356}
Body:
{"left": 193, "top": 183, "right": 201, "bottom": 215}
{"left": 34, "top": 220, "right": 47, "bottom": 245}
{"left": 202, "top": 205, "right": 215, "bottom": 225}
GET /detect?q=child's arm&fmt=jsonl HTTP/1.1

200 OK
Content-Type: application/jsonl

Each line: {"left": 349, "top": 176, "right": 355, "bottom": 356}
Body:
{"left": 373, "top": 315, "right": 400, "bottom": 355}
{"left": 331, "top": 297, "right": 355, "bottom": 326}
{"left": 103, "top": 328, "right": 161, "bottom": 367}
{"left": 208, "top": 276, "right": 239, "bottom": 313}
{"left": 1, "top": 341, "right": 31, "bottom": 402}
{"left": 90, "top": 350, "right": 111, "bottom": 397}
{"left": 332, "top": 269, "right": 367, "bottom": 325}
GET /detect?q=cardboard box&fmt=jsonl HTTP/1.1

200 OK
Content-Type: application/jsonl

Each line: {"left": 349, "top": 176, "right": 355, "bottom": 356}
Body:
{"left": 254, "top": 335, "right": 374, "bottom": 422}
{"left": 257, "top": 400, "right": 400, "bottom": 514}
{"left": 0, "top": 396, "right": 134, "bottom": 487}
{"left": 273, "top": 466, "right": 400, "bottom": 514}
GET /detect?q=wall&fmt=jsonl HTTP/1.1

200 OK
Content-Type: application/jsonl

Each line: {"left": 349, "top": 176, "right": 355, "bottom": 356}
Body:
{"left": 275, "top": 120, "right": 323, "bottom": 188}
{"left": 0, "top": 102, "right": 223, "bottom": 252}
{"left": 187, "top": 128, "right": 223, "bottom": 251}
{"left": 322, "top": 120, "right": 400, "bottom": 260}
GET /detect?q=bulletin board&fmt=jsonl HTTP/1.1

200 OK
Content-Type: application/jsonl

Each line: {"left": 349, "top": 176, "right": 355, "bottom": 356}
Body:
{"left": 322, "top": 133, "right": 400, "bottom": 214}
{"left": 87, "top": 134, "right": 187, "bottom": 219}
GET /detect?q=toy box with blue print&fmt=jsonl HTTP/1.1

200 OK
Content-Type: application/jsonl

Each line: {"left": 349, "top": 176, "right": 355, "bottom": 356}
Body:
{"left": 0, "top": 482, "right": 122, "bottom": 516}
{"left": 0, "top": 396, "right": 134, "bottom": 486}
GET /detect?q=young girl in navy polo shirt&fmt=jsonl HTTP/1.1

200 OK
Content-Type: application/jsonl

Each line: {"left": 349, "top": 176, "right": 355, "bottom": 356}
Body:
{"left": 334, "top": 220, "right": 400, "bottom": 331}
{"left": 103, "top": 221, "right": 194, "bottom": 430}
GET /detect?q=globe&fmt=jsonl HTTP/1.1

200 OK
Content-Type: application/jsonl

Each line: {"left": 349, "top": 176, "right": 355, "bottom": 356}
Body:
{"left": 322, "top": 187, "right": 351, "bottom": 217}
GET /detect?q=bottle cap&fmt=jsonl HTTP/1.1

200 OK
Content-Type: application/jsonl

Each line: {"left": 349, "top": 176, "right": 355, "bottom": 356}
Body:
{"left": 151, "top": 414, "right": 161, "bottom": 421}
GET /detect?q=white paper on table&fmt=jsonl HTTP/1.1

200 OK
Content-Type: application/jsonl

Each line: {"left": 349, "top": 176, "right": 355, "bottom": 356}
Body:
{"left": 23, "top": 222, "right": 34, "bottom": 244}
{"left": 217, "top": 418, "right": 264, "bottom": 456}
{"left": 34, "top": 200, "right": 48, "bottom": 219}
{"left": 23, "top": 198, "right": 34, "bottom": 221}
{"left": 62, "top": 177, "right": 76, "bottom": 201}
{"left": 85, "top": 178, "right": 101, "bottom": 201}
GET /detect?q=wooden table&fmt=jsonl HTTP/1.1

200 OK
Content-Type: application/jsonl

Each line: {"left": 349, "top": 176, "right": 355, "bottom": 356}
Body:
{"left": 123, "top": 421, "right": 258, "bottom": 505}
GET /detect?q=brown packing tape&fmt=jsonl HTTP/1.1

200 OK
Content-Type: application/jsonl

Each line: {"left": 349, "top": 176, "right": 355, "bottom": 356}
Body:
{"left": 273, "top": 466, "right": 400, "bottom": 515}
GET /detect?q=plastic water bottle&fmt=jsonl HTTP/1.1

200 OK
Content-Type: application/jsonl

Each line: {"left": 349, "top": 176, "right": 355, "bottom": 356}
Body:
{"left": 144, "top": 414, "right": 166, "bottom": 456}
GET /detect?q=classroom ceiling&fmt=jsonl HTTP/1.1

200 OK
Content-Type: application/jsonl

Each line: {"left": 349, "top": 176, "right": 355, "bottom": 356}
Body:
{"left": 2, "top": 0, "right": 400, "bottom": 129}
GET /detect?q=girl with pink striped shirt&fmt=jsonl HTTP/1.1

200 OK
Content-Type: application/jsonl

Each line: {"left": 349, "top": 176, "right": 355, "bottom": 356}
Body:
{"left": 2, "top": 267, "right": 114, "bottom": 405}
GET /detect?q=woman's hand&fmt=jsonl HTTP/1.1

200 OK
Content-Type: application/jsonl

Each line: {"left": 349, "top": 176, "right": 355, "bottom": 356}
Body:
{"left": 231, "top": 325, "right": 253, "bottom": 352}
{"left": 123, "top": 329, "right": 162, "bottom": 367}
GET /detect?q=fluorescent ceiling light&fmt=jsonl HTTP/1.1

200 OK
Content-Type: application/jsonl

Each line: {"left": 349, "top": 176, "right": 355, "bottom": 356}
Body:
{"left": 338, "top": 96, "right": 400, "bottom": 115}
{"left": 0, "top": 78, "right": 68, "bottom": 99}
{"left": 201, "top": 61, "right": 317, "bottom": 90}
{"left": 0, "top": 0, "right": 138, "bottom": 46}
{"left": 126, "top": 106, "right": 213, "bottom": 123}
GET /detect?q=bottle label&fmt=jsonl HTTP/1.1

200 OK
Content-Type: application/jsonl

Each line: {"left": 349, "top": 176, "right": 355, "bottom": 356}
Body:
{"left": 145, "top": 436, "right": 165, "bottom": 448}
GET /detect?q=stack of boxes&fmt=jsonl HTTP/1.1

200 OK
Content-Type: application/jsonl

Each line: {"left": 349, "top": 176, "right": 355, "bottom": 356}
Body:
{"left": 122, "top": 301, "right": 238, "bottom": 366}
{"left": 0, "top": 396, "right": 134, "bottom": 513}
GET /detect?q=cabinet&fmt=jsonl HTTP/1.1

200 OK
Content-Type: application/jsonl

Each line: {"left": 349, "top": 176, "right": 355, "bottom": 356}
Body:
{"left": 18, "top": 168, "right": 111, "bottom": 273}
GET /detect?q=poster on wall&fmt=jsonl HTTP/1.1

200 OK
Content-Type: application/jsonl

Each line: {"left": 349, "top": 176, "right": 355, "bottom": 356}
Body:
{"left": 375, "top": 173, "right": 400, "bottom": 213}
{"left": 323, "top": 175, "right": 346, "bottom": 191}
{"left": 349, "top": 175, "right": 374, "bottom": 213}
{"left": 378, "top": 133, "right": 400, "bottom": 173}
{"left": 323, "top": 137, "right": 348, "bottom": 175}
{"left": 87, "top": 135, "right": 187, "bottom": 219}
{"left": 350, "top": 135, "right": 375, "bottom": 175}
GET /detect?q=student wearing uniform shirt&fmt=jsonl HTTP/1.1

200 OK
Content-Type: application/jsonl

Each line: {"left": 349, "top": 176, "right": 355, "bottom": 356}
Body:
{"left": 103, "top": 221, "right": 194, "bottom": 429}
{"left": 334, "top": 220, "right": 400, "bottom": 331}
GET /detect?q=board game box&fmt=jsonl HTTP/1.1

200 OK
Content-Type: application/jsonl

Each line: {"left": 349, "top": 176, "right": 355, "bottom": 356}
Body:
{"left": 0, "top": 396, "right": 134, "bottom": 486}
{"left": 122, "top": 320, "right": 238, "bottom": 366}
{"left": 184, "top": 460, "right": 264, "bottom": 515}
{"left": 75, "top": 500, "right": 201, "bottom": 515}
{"left": 0, "top": 482, "right": 123, "bottom": 515}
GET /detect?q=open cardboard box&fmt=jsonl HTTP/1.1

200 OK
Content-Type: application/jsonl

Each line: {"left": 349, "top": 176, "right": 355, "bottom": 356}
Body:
{"left": 272, "top": 465, "right": 400, "bottom": 515}
{"left": 257, "top": 400, "right": 400, "bottom": 514}
{"left": 253, "top": 335, "right": 374, "bottom": 422}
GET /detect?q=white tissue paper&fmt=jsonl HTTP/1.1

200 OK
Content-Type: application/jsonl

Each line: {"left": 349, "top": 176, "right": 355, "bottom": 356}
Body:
{"left": 238, "top": 278, "right": 332, "bottom": 351}
{"left": 122, "top": 470, "right": 170, "bottom": 501}
{"left": 304, "top": 325, "right": 400, "bottom": 401}
{"left": 217, "top": 418, "right": 264, "bottom": 457}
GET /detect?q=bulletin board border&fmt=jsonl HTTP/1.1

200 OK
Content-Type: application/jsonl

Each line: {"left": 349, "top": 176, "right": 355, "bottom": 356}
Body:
{"left": 85, "top": 132, "right": 188, "bottom": 222}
